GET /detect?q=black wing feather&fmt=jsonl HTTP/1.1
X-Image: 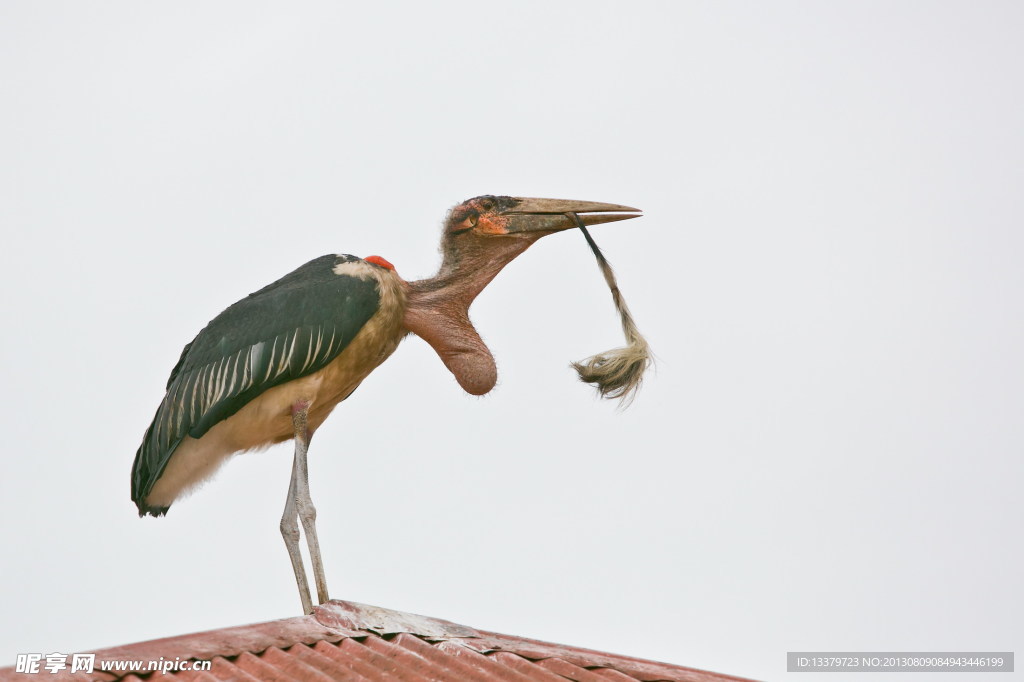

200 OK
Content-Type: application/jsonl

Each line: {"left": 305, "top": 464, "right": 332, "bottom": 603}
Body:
{"left": 131, "top": 254, "right": 381, "bottom": 514}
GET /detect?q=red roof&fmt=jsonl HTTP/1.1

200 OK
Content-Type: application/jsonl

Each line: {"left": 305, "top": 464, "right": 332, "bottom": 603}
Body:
{"left": 2, "top": 601, "right": 757, "bottom": 682}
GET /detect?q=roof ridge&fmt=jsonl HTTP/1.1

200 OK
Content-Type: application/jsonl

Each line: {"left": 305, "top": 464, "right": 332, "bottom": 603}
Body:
{"left": 313, "top": 600, "right": 480, "bottom": 640}
{"left": 0, "top": 601, "right": 759, "bottom": 682}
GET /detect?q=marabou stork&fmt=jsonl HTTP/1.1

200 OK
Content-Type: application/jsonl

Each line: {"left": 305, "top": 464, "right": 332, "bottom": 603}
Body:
{"left": 131, "top": 195, "right": 641, "bottom": 614}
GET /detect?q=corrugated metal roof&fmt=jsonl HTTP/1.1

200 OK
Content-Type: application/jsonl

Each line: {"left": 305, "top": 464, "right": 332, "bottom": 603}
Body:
{"left": 2, "top": 601, "right": 757, "bottom": 682}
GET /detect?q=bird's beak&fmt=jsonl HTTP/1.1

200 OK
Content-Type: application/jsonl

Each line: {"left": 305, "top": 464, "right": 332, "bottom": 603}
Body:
{"left": 501, "top": 197, "right": 642, "bottom": 234}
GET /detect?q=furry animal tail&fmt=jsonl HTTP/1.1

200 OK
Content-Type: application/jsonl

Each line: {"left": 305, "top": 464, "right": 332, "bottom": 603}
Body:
{"left": 570, "top": 215, "right": 652, "bottom": 404}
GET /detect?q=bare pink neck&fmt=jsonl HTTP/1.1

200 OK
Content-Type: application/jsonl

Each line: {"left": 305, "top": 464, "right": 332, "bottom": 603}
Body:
{"left": 402, "top": 240, "right": 532, "bottom": 395}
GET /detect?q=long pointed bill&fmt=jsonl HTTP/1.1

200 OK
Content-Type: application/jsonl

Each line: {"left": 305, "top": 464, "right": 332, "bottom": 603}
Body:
{"left": 502, "top": 197, "right": 642, "bottom": 234}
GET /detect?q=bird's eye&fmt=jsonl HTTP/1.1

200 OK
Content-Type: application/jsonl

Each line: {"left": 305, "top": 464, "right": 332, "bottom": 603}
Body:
{"left": 480, "top": 199, "right": 495, "bottom": 211}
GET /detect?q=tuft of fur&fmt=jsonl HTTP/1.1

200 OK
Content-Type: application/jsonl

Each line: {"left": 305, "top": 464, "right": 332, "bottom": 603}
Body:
{"left": 571, "top": 218, "right": 652, "bottom": 405}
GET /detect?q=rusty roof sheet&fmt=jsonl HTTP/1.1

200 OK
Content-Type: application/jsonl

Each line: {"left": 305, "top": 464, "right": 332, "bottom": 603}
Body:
{"left": 2, "top": 601, "right": 757, "bottom": 682}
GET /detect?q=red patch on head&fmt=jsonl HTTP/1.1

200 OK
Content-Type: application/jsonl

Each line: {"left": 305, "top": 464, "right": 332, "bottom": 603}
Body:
{"left": 477, "top": 214, "right": 510, "bottom": 235}
{"left": 364, "top": 255, "right": 395, "bottom": 270}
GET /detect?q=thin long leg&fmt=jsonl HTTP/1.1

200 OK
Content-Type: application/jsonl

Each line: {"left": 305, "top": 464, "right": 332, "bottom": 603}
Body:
{"left": 291, "top": 404, "right": 330, "bottom": 606}
{"left": 281, "top": 451, "right": 314, "bottom": 615}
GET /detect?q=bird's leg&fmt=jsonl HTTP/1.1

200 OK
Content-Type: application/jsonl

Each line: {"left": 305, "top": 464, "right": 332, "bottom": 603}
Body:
{"left": 291, "top": 401, "right": 330, "bottom": 606}
{"left": 281, "top": 445, "right": 314, "bottom": 615}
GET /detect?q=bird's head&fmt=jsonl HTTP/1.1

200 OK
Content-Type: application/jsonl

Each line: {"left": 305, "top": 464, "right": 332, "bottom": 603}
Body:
{"left": 407, "top": 194, "right": 641, "bottom": 396}
{"left": 437, "top": 195, "right": 641, "bottom": 276}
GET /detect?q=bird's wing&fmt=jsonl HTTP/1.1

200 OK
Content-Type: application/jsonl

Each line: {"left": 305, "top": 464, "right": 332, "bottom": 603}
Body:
{"left": 131, "top": 254, "right": 383, "bottom": 511}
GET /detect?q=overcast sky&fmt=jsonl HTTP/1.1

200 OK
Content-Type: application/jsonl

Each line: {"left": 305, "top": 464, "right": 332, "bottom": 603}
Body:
{"left": 1, "top": 3, "right": 1021, "bottom": 681}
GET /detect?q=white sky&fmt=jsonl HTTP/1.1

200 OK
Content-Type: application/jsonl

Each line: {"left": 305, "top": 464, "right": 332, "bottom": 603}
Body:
{"left": 1, "top": 3, "right": 1021, "bottom": 681}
